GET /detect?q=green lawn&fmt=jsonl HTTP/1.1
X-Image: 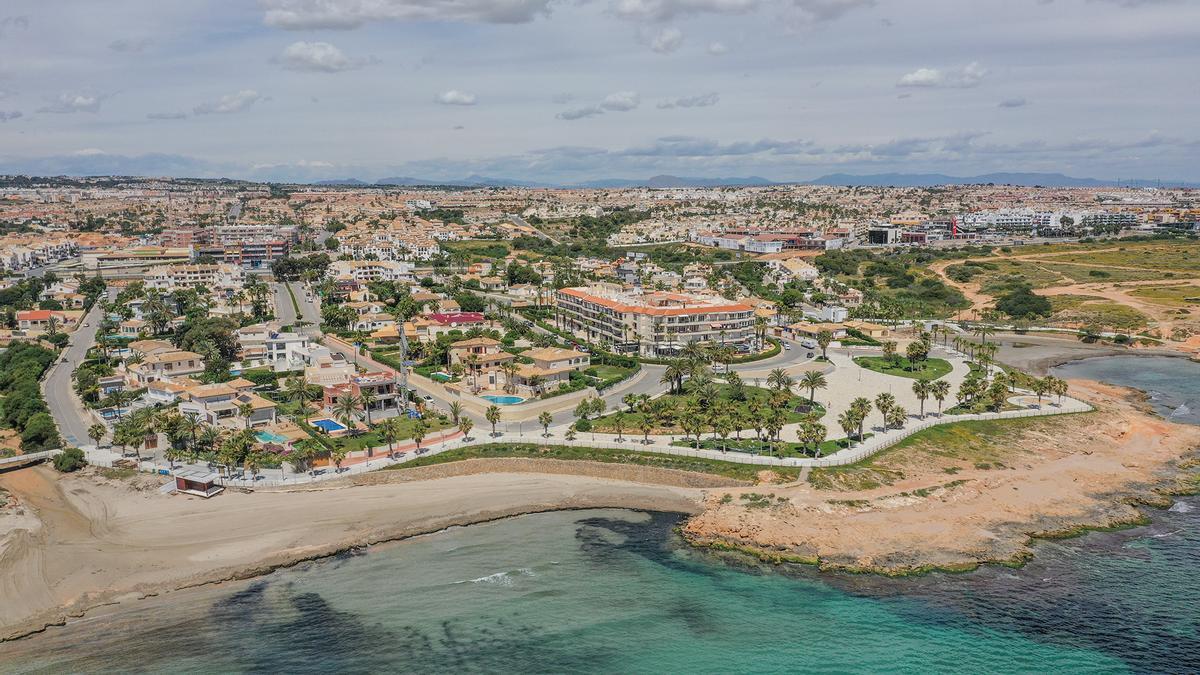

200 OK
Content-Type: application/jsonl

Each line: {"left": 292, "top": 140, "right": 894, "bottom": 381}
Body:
{"left": 669, "top": 434, "right": 866, "bottom": 459}
{"left": 320, "top": 415, "right": 452, "bottom": 452}
{"left": 854, "top": 356, "right": 952, "bottom": 381}
{"left": 590, "top": 384, "right": 820, "bottom": 434}
{"left": 380, "top": 442, "right": 799, "bottom": 482}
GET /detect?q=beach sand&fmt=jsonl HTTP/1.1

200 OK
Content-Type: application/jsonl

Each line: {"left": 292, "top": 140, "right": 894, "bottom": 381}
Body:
{"left": 0, "top": 466, "right": 702, "bottom": 641}
{"left": 2, "top": 379, "right": 1198, "bottom": 641}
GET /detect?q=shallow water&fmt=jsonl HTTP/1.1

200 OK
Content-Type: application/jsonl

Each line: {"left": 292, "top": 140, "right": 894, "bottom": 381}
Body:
{"left": 1054, "top": 355, "right": 1200, "bottom": 424}
{"left": 5, "top": 356, "right": 1200, "bottom": 673}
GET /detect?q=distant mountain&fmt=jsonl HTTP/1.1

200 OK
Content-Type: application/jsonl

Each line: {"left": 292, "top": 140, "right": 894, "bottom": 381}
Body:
{"left": 374, "top": 175, "right": 554, "bottom": 188}
{"left": 805, "top": 172, "right": 1200, "bottom": 188}
{"left": 573, "top": 174, "right": 777, "bottom": 188}
{"left": 315, "top": 178, "right": 369, "bottom": 186}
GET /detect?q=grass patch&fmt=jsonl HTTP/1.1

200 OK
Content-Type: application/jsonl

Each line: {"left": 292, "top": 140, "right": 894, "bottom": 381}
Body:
{"left": 380, "top": 442, "right": 798, "bottom": 482}
{"left": 669, "top": 434, "right": 862, "bottom": 459}
{"left": 1049, "top": 298, "right": 1148, "bottom": 331}
{"left": 1129, "top": 285, "right": 1200, "bottom": 308}
{"left": 591, "top": 384, "right": 819, "bottom": 434}
{"left": 853, "top": 356, "right": 952, "bottom": 381}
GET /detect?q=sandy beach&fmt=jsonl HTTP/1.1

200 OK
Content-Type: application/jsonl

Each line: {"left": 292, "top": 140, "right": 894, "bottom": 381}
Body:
{"left": 0, "top": 465, "right": 702, "bottom": 642}
{"left": 2, "top": 374, "right": 1198, "bottom": 642}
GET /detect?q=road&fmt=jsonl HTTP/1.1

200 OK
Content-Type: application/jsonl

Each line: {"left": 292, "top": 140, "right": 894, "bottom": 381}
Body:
{"left": 43, "top": 296, "right": 108, "bottom": 446}
{"left": 271, "top": 281, "right": 321, "bottom": 335}
{"left": 508, "top": 213, "right": 560, "bottom": 245}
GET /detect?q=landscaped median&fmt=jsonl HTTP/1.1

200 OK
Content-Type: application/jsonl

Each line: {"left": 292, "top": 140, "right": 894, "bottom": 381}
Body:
{"left": 852, "top": 356, "right": 953, "bottom": 381}
{"left": 381, "top": 442, "right": 799, "bottom": 482}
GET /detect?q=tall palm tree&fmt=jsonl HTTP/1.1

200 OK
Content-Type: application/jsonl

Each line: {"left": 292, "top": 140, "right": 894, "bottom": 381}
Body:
{"left": 799, "top": 371, "right": 827, "bottom": 404}
{"left": 237, "top": 402, "right": 254, "bottom": 430}
{"left": 766, "top": 368, "right": 794, "bottom": 392}
{"left": 485, "top": 405, "right": 501, "bottom": 437}
{"left": 874, "top": 392, "right": 895, "bottom": 430}
{"left": 912, "top": 379, "right": 932, "bottom": 417}
{"left": 334, "top": 393, "right": 364, "bottom": 435}
{"left": 930, "top": 379, "right": 951, "bottom": 416}
{"left": 448, "top": 401, "right": 463, "bottom": 424}
{"left": 283, "top": 375, "right": 316, "bottom": 424}
{"left": 378, "top": 417, "right": 400, "bottom": 458}
{"left": 359, "top": 387, "right": 378, "bottom": 426}
{"left": 850, "top": 397, "right": 872, "bottom": 440}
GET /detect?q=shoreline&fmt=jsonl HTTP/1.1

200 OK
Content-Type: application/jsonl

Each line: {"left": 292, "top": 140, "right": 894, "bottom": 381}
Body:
{"left": 2, "top": 375, "right": 1199, "bottom": 643}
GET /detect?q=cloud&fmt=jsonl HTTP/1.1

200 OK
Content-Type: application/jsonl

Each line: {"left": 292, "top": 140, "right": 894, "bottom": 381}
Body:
{"left": 650, "top": 27, "right": 683, "bottom": 53}
{"left": 276, "top": 41, "right": 367, "bottom": 72}
{"left": 610, "top": 0, "right": 759, "bottom": 21}
{"left": 707, "top": 41, "right": 729, "bottom": 55}
{"left": 557, "top": 91, "right": 640, "bottom": 120}
{"left": 0, "top": 15, "right": 29, "bottom": 37}
{"left": 108, "top": 38, "right": 153, "bottom": 53}
{"left": 601, "top": 90, "right": 640, "bottom": 111}
{"left": 261, "top": 0, "right": 554, "bottom": 29}
{"left": 435, "top": 90, "right": 478, "bottom": 105}
{"left": 898, "top": 62, "right": 986, "bottom": 88}
{"left": 193, "top": 90, "right": 264, "bottom": 115}
{"left": 0, "top": 110, "right": 21, "bottom": 122}
{"left": 552, "top": 92, "right": 575, "bottom": 104}
{"left": 998, "top": 97, "right": 1028, "bottom": 108}
{"left": 37, "top": 92, "right": 105, "bottom": 114}
{"left": 147, "top": 111, "right": 188, "bottom": 120}
{"left": 657, "top": 92, "right": 720, "bottom": 109}
{"left": 787, "top": 0, "right": 875, "bottom": 22}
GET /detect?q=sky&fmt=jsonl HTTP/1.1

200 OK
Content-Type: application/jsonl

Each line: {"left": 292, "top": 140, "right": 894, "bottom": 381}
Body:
{"left": 0, "top": 0, "right": 1197, "bottom": 184}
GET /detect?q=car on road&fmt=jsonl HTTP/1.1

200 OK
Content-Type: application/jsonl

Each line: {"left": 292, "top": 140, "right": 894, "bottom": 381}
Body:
{"left": 82, "top": 323, "right": 89, "bottom": 327}
{"left": 784, "top": 343, "right": 791, "bottom": 351}
{"left": 422, "top": 394, "right": 433, "bottom": 402}
{"left": 800, "top": 338, "right": 818, "bottom": 349}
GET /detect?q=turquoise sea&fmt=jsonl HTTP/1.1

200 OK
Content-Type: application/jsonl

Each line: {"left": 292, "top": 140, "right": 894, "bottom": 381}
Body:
{"left": 3, "top": 356, "right": 1199, "bottom": 673}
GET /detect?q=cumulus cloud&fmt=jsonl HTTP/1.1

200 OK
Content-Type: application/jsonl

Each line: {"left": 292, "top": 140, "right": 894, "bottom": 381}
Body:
{"left": 147, "top": 111, "right": 188, "bottom": 120}
{"left": 557, "top": 91, "right": 640, "bottom": 120}
{"left": 611, "top": 0, "right": 759, "bottom": 21}
{"left": 0, "top": 15, "right": 29, "bottom": 37}
{"left": 787, "top": 0, "right": 875, "bottom": 22}
{"left": 707, "top": 41, "right": 729, "bottom": 55}
{"left": 657, "top": 92, "right": 720, "bottom": 109}
{"left": 898, "top": 62, "right": 986, "bottom": 88}
{"left": 276, "top": 41, "right": 368, "bottom": 72}
{"left": 38, "top": 92, "right": 105, "bottom": 114}
{"left": 436, "top": 90, "right": 478, "bottom": 105}
{"left": 193, "top": 90, "right": 264, "bottom": 115}
{"left": 261, "top": 0, "right": 554, "bottom": 29}
{"left": 0, "top": 110, "right": 21, "bottom": 122}
{"left": 650, "top": 27, "right": 683, "bottom": 53}
{"left": 998, "top": 97, "right": 1028, "bottom": 108}
{"left": 108, "top": 37, "right": 153, "bottom": 53}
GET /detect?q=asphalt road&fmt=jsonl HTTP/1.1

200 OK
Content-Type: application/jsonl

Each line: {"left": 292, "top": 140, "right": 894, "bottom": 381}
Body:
{"left": 43, "top": 297, "right": 108, "bottom": 446}
{"left": 271, "top": 281, "right": 321, "bottom": 335}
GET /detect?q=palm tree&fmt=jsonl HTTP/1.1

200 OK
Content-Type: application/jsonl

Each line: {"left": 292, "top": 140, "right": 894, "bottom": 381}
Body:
{"left": 1031, "top": 377, "right": 1051, "bottom": 405}
{"left": 500, "top": 361, "right": 519, "bottom": 394}
{"left": 799, "top": 371, "right": 827, "bottom": 404}
{"left": 930, "top": 379, "right": 951, "bottom": 415}
{"left": 974, "top": 324, "right": 996, "bottom": 345}
{"left": 639, "top": 414, "right": 655, "bottom": 445}
{"left": 874, "top": 392, "right": 896, "bottom": 430}
{"left": 912, "top": 379, "right": 932, "bottom": 418}
{"left": 816, "top": 330, "right": 833, "bottom": 360}
{"left": 411, "top": 419, "right": 428, "bottom": 452}
{"left": 801, "top": 421, "right": 827, "bottom": 457}
{"left": 766, "top": 368, "right": 794, "bottom": 392}
{"left": 837, "top": 410, "right": 858, "bottom": 445}
{"left": 458, "top": 417, "right": 473, "bottom": 441}
{"left": 377, "top": 417, "right": 400, "bottom": 458}
{"left": 485, "top": 405, "right": 501, "bottom": 437}
{"left": 885, "top": 405, "right": 907, "bottom": 429}
{"left": 334, "top": 393, "right": 363, "bottom": 435}
{"left": 660, "top": 362, "right": 682, "bottom": 395}
{"left": 527, "top": 374, "right": 545, "bottom": 397}
{"left": 612, "top": 412, "right": 626, "bottom": 442}
{"left": 87, "top": 423, "right": 106, "bottom": 448}
{"left": 623, "top": 393, "right": 639, "bottom": 413}
{"left": 359, "top": 388, "right": 378, "bottom": 426}
{"left": 237, "top": 402, "right": 254, "bottom": 430}
{"left": 448, "top": 401, "right": 463, "bottom": 424}
{"left": 283, "top": 376, "right": 316, "bottom": 424}
{"left": 538, "top": 411, "right": 553, "bottom": 437}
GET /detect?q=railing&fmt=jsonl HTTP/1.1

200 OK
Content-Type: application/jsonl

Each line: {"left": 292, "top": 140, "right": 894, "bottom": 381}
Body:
{"left": 0, "top": 449, "right": 60, "bottom": 469}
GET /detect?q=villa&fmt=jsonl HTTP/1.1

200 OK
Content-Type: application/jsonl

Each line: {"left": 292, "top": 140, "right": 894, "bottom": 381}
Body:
{"left": 178, "top": 382, "right": 277, "bottom": 429}
{"left": 515, "top": 347, "right": 590, "bottom": 393}
{"left": 449, "top": 337, "right": 515, "bottom": 391}
{"left": 322, "top": 371, "right": 401, "bottom": 418}
{"left": 127, "top": 350, "right": 205, "bottom": 386}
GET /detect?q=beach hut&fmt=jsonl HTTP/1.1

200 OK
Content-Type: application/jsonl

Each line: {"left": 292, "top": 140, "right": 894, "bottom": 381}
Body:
{"left": 173, "top": 469, "right": 225, "bottom": 498}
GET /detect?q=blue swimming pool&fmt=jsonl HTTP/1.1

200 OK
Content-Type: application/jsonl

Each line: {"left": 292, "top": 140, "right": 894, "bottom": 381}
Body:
{"left": 256, "top": 430, "right": 288, "bottom": 444}
{"left": 311, "top": 419, "right": 347, "bottom": 432}
{"left": 481, "top": 395, "right": 525, "bottom": 405}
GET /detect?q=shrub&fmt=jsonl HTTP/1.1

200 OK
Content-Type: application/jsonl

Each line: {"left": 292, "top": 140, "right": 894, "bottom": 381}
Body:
{"left": 574, "top": 418, "right": 592, "bottom": 432}
{"left": 52, "top": 447, "right": 87, "bottom": 472}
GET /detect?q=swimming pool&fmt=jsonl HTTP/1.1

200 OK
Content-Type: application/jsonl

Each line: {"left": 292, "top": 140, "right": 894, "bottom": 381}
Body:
{"left": 256, "top": 430, "right": 288, "bottom": 444}
{"left": 311, "top": 419, "right": 348, "bottom": 432}
{"left": 481, "top": 395, "right": 525, "bottom": 405}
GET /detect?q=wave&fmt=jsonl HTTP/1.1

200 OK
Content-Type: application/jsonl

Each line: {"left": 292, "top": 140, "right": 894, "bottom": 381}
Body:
{"left": 456, "top": 568, "right": 537, "bottom": 586}
{"left": 1168, "top": 501, "right": 1194, "bottom": 513}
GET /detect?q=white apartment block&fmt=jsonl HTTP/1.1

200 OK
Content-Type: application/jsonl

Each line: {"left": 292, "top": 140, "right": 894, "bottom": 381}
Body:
{"left": 327, "top": 259, "right": 414, "bottom": 283}
{"left": 555, "top": 284, "right": 755, "bottom": 357}
{"left": 144, "top": 263, "right": 246, "bottom": 293}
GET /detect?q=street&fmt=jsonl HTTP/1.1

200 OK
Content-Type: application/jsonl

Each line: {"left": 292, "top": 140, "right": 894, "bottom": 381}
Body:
{"left": 43, "top": 297, "right": 108, "bottom": 446}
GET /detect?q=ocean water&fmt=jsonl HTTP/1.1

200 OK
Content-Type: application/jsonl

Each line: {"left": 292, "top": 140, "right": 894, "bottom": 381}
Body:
{"left": 4, "top": 356, "right": 1199, "bottom": 673}
{"left": 1053, "top": 355, "right": 1200, "bottom": 425}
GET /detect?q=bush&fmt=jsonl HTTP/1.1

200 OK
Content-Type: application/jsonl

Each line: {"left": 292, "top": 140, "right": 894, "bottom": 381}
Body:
{"left": 21, "top": 412, "right": 63, "bottom": 452}
{"left": 574, "top": 418, "right": 592, "bottom": 432}
{"left": 52, "top": 447, "right": 87, "bottom": 472}
{"left": 44, "top": 332, "right": 69, "bottom": 348}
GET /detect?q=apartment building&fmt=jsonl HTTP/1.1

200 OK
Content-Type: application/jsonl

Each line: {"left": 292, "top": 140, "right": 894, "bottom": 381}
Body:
{"left": 555, "top": 284, "right": 754, "bottom": 356}
{"left": 144, "top": 263, "right": 246, "bottom": 293}
{"left": 327, "top": 259, "right": 414, "bottom": 283}
{"left": 237, "top": 323, "right": 312, "bottom": 370}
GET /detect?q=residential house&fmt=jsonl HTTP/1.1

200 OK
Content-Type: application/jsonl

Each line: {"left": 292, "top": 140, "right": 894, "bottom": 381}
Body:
{"left": 178, "top": 383, "right": 277, "bottom": 429}
{"left": 127, "top": 350, "right": 205, "bottom": 385}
